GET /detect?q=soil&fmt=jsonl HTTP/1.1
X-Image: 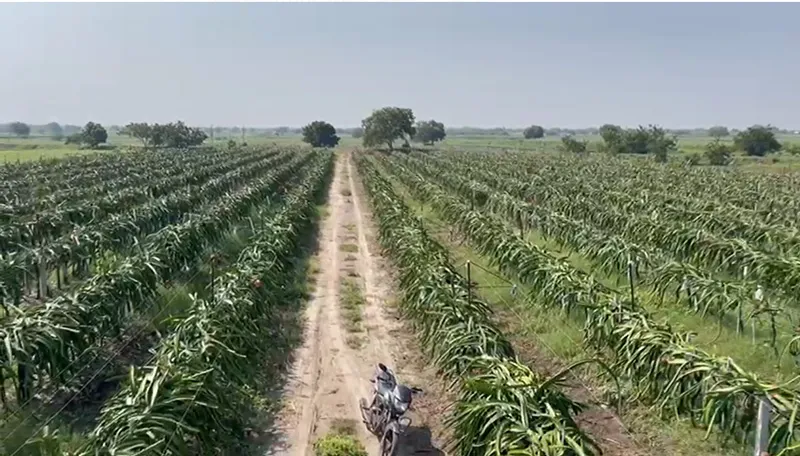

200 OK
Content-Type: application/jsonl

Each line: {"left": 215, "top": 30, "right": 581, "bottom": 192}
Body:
{"left": 264, "top": 152, "right": 449, "bottom": 456}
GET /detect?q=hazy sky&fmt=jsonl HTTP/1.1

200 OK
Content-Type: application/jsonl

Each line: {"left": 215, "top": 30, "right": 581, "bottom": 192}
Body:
{"left": 2, "top": 3, "right": 799, "bottom": 129}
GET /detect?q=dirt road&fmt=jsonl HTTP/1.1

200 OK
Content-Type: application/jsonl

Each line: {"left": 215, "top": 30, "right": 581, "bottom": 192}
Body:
{"left": 265, "top": 152, "right": 447, "bottom": 456}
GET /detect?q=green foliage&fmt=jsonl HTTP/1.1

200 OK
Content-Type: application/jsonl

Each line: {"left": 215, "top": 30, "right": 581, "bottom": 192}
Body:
{"left": 350, "top": 127, "right": 364, "bottom": 139}
{"left": 784, "top": 143, "right": 800, "bottom": 156}
{"left": 313, "top": 433, "right": 368, "bottom": 456}
{"left": 684, "top": 152, "right": 702, "bottom": 166}
{"left": 704, "top": 138, "right": 733, "bottom": 165}
{"left": 384, "top": 150, "right": 800, "bottom": 453}
{"left": 413, "top": 120, "right": 446, "bottom": 145}
{"left": 81, "top": 122, "right": 108, "bottom": 148}
{"left": 121, "top": 121, "right": 208, "bottom": 149}
{"left": 9, "top": 121, "right": 30, "bottom": 137}
{"left": 44, "top": 122, "right": 63, "bottom": 140}
{"left": 598, "top": 124, "right": 676, "bottom": 161}
{"left": 708, "top": 125, "right": 729, "bottom": 138}
{"left": 734, "top": 125, "right": 782, "bottom": 156}
{"left": 77, "top": 151, "right": 334, "bottom": 454}
{"left": 641, "top": 125, "right": 677, "bottom": 162}
{"left": 63, "top": 133, "right": 83, "bottom": 145}
{"left": 361, "top": 107, "right": 416, "bottom": 150}
{"left": 356, "top": 155, "right": 598, "bottom": 456}
{"left": 302, "top": 120, "right": 340, "bottom": 148}
{"left": 560, "top": 135, "right": 588, "bottom": 154}
{"left": 523, "top": 125, "right": 544, "bottom": 139}
{"left": 120, "top": 122, "right": 156, "bottom": 148}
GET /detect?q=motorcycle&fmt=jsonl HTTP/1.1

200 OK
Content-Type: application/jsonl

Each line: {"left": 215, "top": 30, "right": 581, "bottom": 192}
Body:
{"left": 359, "top": 363, "right": 423, "bottom": 456}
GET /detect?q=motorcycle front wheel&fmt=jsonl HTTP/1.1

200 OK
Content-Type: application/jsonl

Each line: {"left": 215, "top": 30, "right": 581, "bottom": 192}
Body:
{"left": 360, "top": 396, "right": 381, "bottom": 435}
{"left": 379, "top": 429, "right": 398, "bottom": 456}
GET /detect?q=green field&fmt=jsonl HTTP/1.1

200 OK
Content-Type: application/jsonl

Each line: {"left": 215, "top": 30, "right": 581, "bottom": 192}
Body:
{"left": 4, "top": 132, "right": 800, "bottom": 166}
{"left": 361, "top": 148, "right": 800, "bottom": 455}
{"left": 3, "top": 129, "right": 800, "bottom": 455}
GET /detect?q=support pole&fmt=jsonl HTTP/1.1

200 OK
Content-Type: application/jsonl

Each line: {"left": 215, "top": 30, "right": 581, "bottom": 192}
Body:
{"left": 754, "top": 397, "right": 772, "bottom": 456}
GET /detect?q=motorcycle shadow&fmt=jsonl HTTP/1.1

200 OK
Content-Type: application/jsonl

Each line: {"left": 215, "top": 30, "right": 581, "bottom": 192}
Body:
{"left": 395, "top": 425, "right": 445, "bottom": 456}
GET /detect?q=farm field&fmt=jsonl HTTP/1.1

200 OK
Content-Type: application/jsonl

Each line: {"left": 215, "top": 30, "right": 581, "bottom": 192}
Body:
{"left": 3, "top": 143, "right": 800, "bottom": 456}
{"left": 357, "top": 148, "right": 800, "bottom": 456}
{"left": 6, "top": 132, "right": 800, "bottom": 169}
{"left": 0, "top": 144, "right": 337, "bottom": 454}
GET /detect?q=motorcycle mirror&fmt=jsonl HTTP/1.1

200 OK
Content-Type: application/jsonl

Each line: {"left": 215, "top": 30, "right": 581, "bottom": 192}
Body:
{"left": 378, "top": 363, "right": 388, "bottom": 372}
{"left": 369, "top": 378, "right": 375, "bottom": 383}
{"left": 412, "top": 387, "right": 423, "bottom": 394}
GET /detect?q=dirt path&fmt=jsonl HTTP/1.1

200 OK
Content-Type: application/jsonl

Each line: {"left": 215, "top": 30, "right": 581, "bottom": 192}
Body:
{"left": 265, "top": 152, "right": 447, "bottom": 456}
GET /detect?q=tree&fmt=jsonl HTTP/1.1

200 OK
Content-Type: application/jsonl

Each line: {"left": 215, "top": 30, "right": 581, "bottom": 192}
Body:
{"left": 301, "top": 121, "right": 340, "bottom": 148}
{"left": 10, "top": 122, "right": 30, "bottom": 137}
{"left": 121, "top": 121, "right": 207, "bottom": 149}
{"left": 734, "top": 125, "right": 781, "bottom": 156}
{"left": 705, "top": 138, "right": 733, "bottom": 165}
{"left": 598, "top": 124, "right": 624, "bottom": 154}
{"left": 44, "top": 122, "right": 63, "bottom": 140}
{"left": 599, "top": 124, "right": 676, "bottom": 160}
{"left": 351, "top": 127, "right": 364, "bottom": 139}
{"left": 523, "top": 125, "right": 544, "bottom": 139}
{"left": 413, "top": 120, "right": 446, "bottom": 145}
{"left": 121, "top": 122, "right": 157, "bottom": 148}
{"left": 80, "top": 122, "right": 108, "bottom": 148}
{"left": 561, "top": 135, "right": 588, "bottom": 154}
{"left": 708, "top": 126, "right": 729, "bottom": 138}
{"left": 361, "top": 107, "right": 416, "bottom": 151}
{"left": 161, "top": 121, "right": 208, "bottom": 148}
{"left": 642, "top": 125, "right": 677, "bottom": 162}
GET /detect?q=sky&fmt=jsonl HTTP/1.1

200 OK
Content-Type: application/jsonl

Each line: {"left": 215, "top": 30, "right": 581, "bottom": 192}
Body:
{"left": 2, "top": 3, "right": 799, "bottom": 129}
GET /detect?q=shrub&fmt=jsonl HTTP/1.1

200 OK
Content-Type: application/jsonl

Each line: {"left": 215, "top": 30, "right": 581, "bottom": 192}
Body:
{"left": 313, "top": 433, "right": 367, "bottom": 456}
{"left": 704, "top": 139, "right": 733, "bottom": 166}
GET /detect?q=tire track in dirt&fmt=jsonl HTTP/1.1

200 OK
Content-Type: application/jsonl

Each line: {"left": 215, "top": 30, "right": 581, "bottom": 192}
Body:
{"left": 265, "top": 151, "right": 447, "bottom": 456}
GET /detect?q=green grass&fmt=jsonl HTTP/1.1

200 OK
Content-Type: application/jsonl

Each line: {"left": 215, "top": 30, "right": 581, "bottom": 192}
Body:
{"left": 313, "top": 428, "right": 367, "bottom": 456}
{"left": 339, "top": 243, "right": 359, "bottom": 253}
{"left": 340, "top": 278, "right": 365, "bottom": 348}
{"left": 0, "top": 144, "right": 98, "bottom": 162}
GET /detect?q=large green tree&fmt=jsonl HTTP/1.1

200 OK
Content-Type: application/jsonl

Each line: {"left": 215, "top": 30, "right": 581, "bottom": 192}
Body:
{"left": 734, "top": 125, "right": 781, "bottom": 156}
{"left": 44, "top": 122, "right": 63, "bottom": 140}
{"left": 598, "top": 123, "right": 676, "bottom": 160}
{"left": 81, "top": 122, "right": 108, "bottom": 148}
{"left": 301, "top": 121, "right": 340, "bottom": 148}
{"left": 523, "top": 125, "right": 544, "bottom": 139}
{"left": 121, "top": 122, "right": 158, "bottom": 148}
{"left": 413, "top": 120, "right": 446, "bottom": 145}
{"left": 9, "top": 122, "right": 30, "bottom": 137}
{"left": 361, "top": 107, "right": 416, "bottom": 151}
{"left": 120, "top": 121, "right": 207, "bottom": 149}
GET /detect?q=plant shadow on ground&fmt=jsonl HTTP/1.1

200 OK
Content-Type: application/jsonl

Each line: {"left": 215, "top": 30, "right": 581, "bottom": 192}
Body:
{"left": 242, "top": 167, "right": 334, "bottom": 455}
{"left": 394, "top": 425, "right": 444, "bottom": 456}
